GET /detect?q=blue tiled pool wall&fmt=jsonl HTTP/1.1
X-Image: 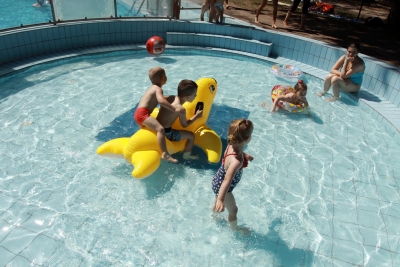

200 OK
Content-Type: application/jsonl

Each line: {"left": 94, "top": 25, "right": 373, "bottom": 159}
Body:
{"left": 1, "top": 20, "right": 399, "bottom": 100}
{"left": 0, "top": 19, "right": 400, "bottom": 141}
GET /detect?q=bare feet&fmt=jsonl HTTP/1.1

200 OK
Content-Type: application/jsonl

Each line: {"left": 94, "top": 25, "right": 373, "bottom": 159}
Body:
{"left": 317, "top": 91, "right": 327, "bottom": 97}
{"left": 326, "top": 97, "right": 339, "bottom": 102}
{"left": 255, "top": 17, "right": 259, "bottom": 23}
{"left": 283, "top": 21, "right": 289, "bottom": 27}
{"left": 200, "top": 15, "right": 204, "bottom": 21}
{"left": 272, "top": 24, "right": 278, "bottom": 29}
{"left": 183, "top": 152, "right": 199, "bottom": 160}
{"left": 229, "top": 220, "right": 250, "bottom": 235}
{"left": 161, "top": 152, "right": 178, "bottom": 163}
{"left": 238, "top": 227, "right": 250, "bottom": 236}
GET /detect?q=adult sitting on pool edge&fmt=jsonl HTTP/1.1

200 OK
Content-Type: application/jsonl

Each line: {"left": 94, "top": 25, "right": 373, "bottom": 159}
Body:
{"left": 318, "top": 43, "right": 365, "bottom": 102}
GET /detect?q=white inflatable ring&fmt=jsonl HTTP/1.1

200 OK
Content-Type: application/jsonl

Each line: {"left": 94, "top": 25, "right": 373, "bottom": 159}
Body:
{"left": 271, "top": 64, "right": 303, "bottom": 79}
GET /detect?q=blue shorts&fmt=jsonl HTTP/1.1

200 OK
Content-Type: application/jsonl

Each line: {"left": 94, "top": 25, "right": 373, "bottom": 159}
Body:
{"left": 165, "top": 127, "right": 181, "bottom": 141}
{"left": 215, "top": 4, "right": 223, "bottom": 11}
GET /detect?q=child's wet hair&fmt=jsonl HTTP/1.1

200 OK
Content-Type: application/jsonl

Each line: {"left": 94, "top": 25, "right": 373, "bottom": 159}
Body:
{"left": 227, "top": 118, "right": 253, "bottom": 145}
{"left": 294, "top": 79, "right": 307, "bottom": 91}
{"left": 148, "top": 67, "right": 166, "bottom": 85}
{"left": 178, "top": 79, "right": 198, "bottom": 97}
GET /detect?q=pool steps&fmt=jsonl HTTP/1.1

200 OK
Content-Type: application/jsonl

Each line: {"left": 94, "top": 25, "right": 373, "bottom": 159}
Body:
{"left": 166, "top": 32, "right": 272, "bottom": 57}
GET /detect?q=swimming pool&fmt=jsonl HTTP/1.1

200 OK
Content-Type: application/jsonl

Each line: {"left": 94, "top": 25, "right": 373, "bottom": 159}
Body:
{"left": 0, "top": 0, "right": 145, "bottom": 30}
{"left": 1, "top": 49, "right": 399, "bottom": 266}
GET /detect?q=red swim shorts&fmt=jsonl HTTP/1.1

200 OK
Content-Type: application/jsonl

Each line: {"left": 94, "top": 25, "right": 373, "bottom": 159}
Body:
{"left": 134, "top": 107, "right": 151, "bottom": 126}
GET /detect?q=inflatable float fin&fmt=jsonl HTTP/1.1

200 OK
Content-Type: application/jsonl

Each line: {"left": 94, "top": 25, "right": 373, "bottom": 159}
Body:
{"left": 96, "top": 138, "right": 129, "bottom": 158}
{"left": 131, "top": 150, "right": 161, "bottom": 179}
{"left": 194, "top": 126, "right": 222, "bottom": 164}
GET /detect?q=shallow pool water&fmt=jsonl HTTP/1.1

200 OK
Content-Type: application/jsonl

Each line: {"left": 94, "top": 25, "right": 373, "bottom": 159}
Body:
{"left": 0, "top": 0, "right": 52, "bottom": 29}
{"left": 0, "top": 49, "right": 399, "bottom": 266}
{"left": 0, "top": 0, "right": 144, "bottom": 30}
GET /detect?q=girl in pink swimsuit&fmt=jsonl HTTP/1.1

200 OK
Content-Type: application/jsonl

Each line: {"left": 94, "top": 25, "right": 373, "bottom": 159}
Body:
{"left": 212, "top": 118, "right": 254, "bottom": 232}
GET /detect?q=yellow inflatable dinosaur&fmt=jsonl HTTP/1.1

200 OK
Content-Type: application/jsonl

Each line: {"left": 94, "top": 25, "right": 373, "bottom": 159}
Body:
{"left": 96, "top": 77, "right": 222, "bottom": 179}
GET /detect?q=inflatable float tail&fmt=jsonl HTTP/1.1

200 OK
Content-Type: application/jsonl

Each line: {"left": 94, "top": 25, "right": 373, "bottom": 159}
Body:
{"left": 96, "top": 138, "right": 129, "bottom": 158}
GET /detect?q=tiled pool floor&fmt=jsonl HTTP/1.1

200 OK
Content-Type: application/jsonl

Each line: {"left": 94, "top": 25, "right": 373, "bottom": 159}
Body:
{"left": 1, "top": 46, "right": 400, "bottom": 267}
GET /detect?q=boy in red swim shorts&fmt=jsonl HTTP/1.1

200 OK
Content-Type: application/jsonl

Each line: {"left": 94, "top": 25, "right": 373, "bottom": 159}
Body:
{"left": 134, "top": 67, "right": 183, "bottom": 163}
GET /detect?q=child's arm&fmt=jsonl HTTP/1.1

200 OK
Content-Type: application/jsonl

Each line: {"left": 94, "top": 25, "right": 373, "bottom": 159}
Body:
{"left": 243, "top": 152, "right": 254, "bottom": 162}
{"left": 271, "top": 94, "right": 293, "bottom": 113}
{"left": 178, "top": 109, "right": 203, "bottom": 128}
{"left": 214, "top": 159, "right": 242, "bottom": 212}
{"left": 155, "top": 88, "right": 183, "bottom": 114}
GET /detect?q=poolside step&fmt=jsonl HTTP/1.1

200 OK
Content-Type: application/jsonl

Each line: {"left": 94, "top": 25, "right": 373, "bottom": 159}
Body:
{"left": 166, "top": 32, "right": 272, "bottom": 57}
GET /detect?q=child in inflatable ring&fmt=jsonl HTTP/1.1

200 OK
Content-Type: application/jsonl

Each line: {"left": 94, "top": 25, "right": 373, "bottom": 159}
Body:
{"left": 271, "top": 80, "right": 309, "bottom": 113}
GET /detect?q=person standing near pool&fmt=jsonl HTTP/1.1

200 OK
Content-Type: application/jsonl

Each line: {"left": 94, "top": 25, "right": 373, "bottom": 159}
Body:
{"left": 212, "top": 118, "right": 254, "bottom": 233}
{"left": 255, "top": 0, "right": 278, "bottom": 29}
{"left": 214, "top": 0, "right": 225, "bottom": 24}
{"left": 200, "top": 0, "right": 216, "bottom": 22}
{"left": 283, "top": 0, "right": 311, "bottom": 30}
{"left": 172, "top": 0, "right": 180, "bottom": 19}
{"left": 318, "top": 43, "right": 365, "bottom": 102}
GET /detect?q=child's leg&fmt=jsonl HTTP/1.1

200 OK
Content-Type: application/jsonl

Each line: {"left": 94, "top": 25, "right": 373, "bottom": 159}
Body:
{"left": 180, "top": 131, "right": 198, "bottom": 159}
{"left": 224, "top": 193, "right": 249, "bottom": 234}
{"left": 211, "top": 196, "right": 217, "bottom": 211}
{"left": 142, "top": 117, "right": 178, "bottom": 163}
{"left": 224, "top": 192, "right": 238, "bottom": 224}
{"left": 224, "top": 193, "right": 250, "bottom": 235}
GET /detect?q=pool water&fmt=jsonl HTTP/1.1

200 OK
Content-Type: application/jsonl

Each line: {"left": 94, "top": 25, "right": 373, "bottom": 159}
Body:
{"left": 0, "top": 0, "right": 53, "bottom": 29}
{"left": 0, "top": 49, "right": 399, "bottom": 266}
{"left": 0, "top": 0, "right": 143, "bottom": 30}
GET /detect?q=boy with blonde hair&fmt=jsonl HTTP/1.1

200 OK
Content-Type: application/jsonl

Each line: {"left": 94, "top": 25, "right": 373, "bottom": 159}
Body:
{"left": 134, "top": 67, "right": 183, "bottom": 163}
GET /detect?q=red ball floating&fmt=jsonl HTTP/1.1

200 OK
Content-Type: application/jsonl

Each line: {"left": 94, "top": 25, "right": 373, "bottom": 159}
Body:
{"left": 146, "top": 36, "right": 166, "bottom": 56}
